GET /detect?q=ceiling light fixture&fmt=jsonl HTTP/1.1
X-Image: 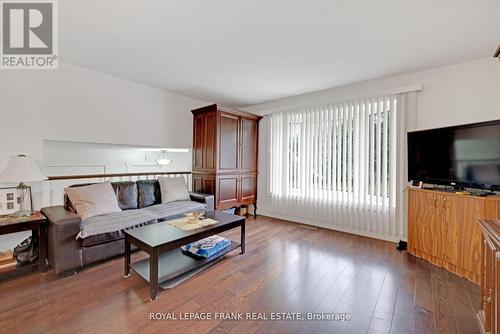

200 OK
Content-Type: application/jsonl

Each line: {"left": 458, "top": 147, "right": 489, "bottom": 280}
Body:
{"left": 156, "top": 150, "right": 173, "bottom": 165}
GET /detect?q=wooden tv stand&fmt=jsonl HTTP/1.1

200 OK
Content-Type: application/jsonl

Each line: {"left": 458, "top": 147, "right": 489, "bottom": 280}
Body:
{"left": 408, "top": 187, "right": 500, "bottom": 283}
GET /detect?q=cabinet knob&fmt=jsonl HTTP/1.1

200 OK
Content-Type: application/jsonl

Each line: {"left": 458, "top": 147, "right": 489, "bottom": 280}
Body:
{"left": 433, "top": 197, "right": 438, "bottom": 208}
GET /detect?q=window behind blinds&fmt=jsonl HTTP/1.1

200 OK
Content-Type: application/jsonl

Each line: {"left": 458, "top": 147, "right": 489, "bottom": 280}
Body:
{"left": 268, "top": 95, "right": 400, "bottom": 239}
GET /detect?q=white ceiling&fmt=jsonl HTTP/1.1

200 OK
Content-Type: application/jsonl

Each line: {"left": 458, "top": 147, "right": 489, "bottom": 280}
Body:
{"left": 60, "top": 0, "right": 500, "bottom": 106}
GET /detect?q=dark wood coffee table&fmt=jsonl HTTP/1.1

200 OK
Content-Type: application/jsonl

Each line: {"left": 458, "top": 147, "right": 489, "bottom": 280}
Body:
{"left": 124, "top": 211, "right": 245, "bottom": 301}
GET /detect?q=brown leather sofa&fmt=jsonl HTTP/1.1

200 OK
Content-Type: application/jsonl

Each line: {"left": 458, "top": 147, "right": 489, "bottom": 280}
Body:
{"left": 41, "top": 180, "right": 214, "bottom": 275}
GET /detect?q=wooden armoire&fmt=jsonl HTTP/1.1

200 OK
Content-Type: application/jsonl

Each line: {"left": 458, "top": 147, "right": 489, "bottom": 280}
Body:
{"left": 191, "top": 104, "right": 262, "bottom": 213}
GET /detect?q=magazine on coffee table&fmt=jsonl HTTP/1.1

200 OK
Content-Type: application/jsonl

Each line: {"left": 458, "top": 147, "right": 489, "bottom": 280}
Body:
{"left": 181, "top": 235, "right": 231, "bottom": 258}
{"left": 168, "top": 217, "right": 219, "bottom": 231}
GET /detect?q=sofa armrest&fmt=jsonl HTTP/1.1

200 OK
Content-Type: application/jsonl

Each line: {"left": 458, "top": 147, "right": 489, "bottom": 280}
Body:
{"left": 189, "top": 192, "right": 215, "bottom": 211}
{"left": 41, "top": 206, "right": 83, "bottom": 274}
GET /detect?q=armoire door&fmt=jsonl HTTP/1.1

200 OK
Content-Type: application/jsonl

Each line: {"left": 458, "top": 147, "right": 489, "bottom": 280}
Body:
{"left": 239, "top": 174, "right": 257, "bottom": 204}
{"left": 203, "top": 113, "right": 216, "bottom": 170}
{"left": 193, "top": 112, "right": 216, "bottom": 171}
{"left": 193, "top": 114, "right": 205, "bottom": 169}
{"left": 216, "top": 175, "right": 239, "bottom": 209}
{"left": 218, "top": 113, "right": 240, "bottom": 172}
{"left": 193, "top": 174, "right": 216, "bottom": 195}
{"left": 240, "top": 117, "right": 258, "bottom": 172}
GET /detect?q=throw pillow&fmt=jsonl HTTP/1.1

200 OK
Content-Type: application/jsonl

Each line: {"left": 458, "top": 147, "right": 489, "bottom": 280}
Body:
{"left": 157, "top": 176, "right": 190, "bottom": 203}
{"left": 111, "top": 181, "right": 138, "bottom": 210}
{"left": 137, "top": 180, "right": 161, "bottom": 208}
{"left": 65, "top": 182, "right": 122, "bottom": 220}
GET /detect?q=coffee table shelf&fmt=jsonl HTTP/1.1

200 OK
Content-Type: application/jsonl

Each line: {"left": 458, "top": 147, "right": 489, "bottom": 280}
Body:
{"left": 130, "top": 241, "right": 241, "bottom": 284}
{"left": 124, "top": 210, "right": 245, "bottom": 301}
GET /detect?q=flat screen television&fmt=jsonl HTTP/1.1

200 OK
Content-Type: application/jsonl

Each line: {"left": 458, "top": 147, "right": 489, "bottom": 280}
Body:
{"left": 408, "top": 120, "right": 500, "bottom": 191}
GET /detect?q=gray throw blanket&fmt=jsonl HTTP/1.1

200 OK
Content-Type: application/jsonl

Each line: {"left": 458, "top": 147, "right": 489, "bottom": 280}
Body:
{"left": 76, "top": 201, "right": 206, "bottom": 239}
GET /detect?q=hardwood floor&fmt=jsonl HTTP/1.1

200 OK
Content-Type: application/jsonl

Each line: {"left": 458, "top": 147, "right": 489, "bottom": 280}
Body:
{"left": 0, "top": 216, "right": 481, "bottom": 334}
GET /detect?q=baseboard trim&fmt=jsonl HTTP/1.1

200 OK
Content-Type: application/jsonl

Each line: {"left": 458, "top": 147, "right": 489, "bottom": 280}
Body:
{"left": 257, "top": 208, "right": 403, "bottom": 243}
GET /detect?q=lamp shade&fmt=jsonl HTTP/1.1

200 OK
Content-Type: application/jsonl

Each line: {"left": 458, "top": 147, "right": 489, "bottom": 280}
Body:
{"left": 0, "top": 155, "right": 47, "bottom": 183}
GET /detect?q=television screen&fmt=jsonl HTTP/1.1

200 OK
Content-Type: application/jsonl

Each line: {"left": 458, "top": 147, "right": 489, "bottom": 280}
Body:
{"left": 408, "top": 120, "right": 500, "bottom": 190}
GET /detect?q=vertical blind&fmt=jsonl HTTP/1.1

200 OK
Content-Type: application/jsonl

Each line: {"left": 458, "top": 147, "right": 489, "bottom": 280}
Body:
{"left": 268, "top": 95, "right": 403, "bottom": 240}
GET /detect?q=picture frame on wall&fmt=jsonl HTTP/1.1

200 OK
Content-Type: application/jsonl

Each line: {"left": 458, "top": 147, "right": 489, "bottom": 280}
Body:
{"left": 0, "top": 187, "right": 33, "bottom": 215}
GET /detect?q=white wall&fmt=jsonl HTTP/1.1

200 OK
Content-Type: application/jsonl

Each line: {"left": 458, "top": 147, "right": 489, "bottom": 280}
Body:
{"left": 245, "top": 57, "right": 500, "bottom": 128}
{"left": 0, "top": 62, "right": 209, "bottom": 250}
{"left": 0, "top": 62, "right": 207, "bottom": 167}
{"left": 245, "top": 57, "right": 500, "bottom": 240}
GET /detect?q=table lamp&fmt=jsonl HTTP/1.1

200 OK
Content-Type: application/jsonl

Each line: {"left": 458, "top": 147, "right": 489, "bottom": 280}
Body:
{"left": 0, "top": 155, "right": 47, "bottom": 216}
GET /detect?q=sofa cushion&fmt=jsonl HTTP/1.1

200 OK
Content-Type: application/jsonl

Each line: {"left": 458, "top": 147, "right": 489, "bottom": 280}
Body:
{"left": 137, "top": 180, "right": 161, "bottom": 208}
{"left": 158, "top": 176, "right": 190, "bottom": 203}
{"left": 82, "top": 239, "right": 125, "bottom": 265}
{"left": 111, "top": 181, "right": 138, "bottom": 210}
{"left": 65, "top": 182, "right": 122, "bottom": 220}
{"left": 81, "top": 230, "right": 125, "bottom": 247}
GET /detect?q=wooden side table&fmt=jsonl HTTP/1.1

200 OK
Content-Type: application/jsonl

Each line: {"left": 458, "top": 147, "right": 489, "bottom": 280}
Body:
{"left": 0, "top": 212, "right": 48, "bottom": 278}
